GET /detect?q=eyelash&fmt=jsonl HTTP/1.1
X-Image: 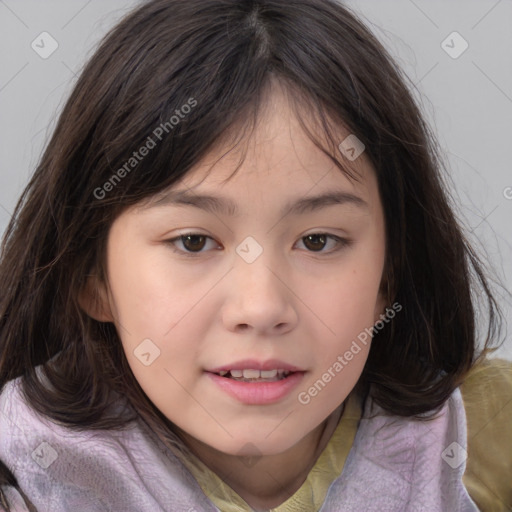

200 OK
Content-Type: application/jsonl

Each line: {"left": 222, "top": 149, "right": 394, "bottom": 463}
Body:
{"left": 165, "top": 232, "right": 352, "bottom": 258}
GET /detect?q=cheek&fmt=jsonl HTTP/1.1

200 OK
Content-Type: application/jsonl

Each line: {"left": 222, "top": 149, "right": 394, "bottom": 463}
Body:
{"left": 305, "top": 251, "right": 384, "bottom": 361}
{"left": 106, "top": 247, "right": 212, "bottom": 382}
{"left": 316, "top": 257, "right": 383, "bottom": 325}
{"left": 107, "top": 246, "right": 197, "bottom": 338}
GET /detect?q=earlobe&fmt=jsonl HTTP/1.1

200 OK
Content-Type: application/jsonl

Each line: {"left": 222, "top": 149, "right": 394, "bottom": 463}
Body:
{"left": 374, "top": 273, "right": 390, "bottom": 323}
{"left": 374, "top": 294, "right": 387, "bottom": 324}
{"left": 78, "top": 274, "right": 115, "bottom": 323}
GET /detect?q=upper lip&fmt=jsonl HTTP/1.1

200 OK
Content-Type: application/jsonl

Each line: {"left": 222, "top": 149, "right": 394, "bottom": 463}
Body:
{"left": 207, "top": 359, "right": 304, "bottom": 373}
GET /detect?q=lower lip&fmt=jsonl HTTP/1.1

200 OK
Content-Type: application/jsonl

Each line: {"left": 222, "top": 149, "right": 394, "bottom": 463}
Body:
{"left": 206, "top": 371, "right": 305, "bottom": 405}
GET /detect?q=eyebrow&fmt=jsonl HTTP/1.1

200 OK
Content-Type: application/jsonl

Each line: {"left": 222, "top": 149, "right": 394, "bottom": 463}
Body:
{"left": 148, "top": 189, "right": 368, "bottom": 217}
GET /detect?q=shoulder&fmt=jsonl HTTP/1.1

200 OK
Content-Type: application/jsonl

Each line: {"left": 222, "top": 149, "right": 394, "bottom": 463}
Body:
{"left": 0, "top": 376, "right": 91, "bottom": 509}
{"left": 0, "top": 377, "right": 61, "bottom": 509}
{"left": 0, "top": 376, "right": 89, "bottom": 450}
{"left": 0, "top": 376, "right": 219, "bottom": 512}
{"left": 460, "top": 357, "right": 512, "bottom": 511}
{"left": 0, "top": 376, "right": 57, "bottom": 461}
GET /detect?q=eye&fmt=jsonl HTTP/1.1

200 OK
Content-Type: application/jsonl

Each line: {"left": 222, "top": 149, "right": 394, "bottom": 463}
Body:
{"left": 166, "top": 233, "right": 219, "bottom": 256}
{"left": 165, "top": 232, "right": 351, "bottom": 257}
{"left": 297, "top": 233, "right": 350, "bottom": 253}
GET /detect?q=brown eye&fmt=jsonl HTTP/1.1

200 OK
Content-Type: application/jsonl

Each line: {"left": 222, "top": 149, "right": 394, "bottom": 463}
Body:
{"left": 180, "top": 234, "right": 207, "bottom": 252}
{"left": 166, "top": 232, "right": 350, "bottom": 258}
{"left": 297, "top": 233, "right": 351, "bottom": 254}
{"left": 166, "top": 233, "right": 218, "bottom": 257}
{"left": 302, "top": 234, "right": 328, "bottom": 252}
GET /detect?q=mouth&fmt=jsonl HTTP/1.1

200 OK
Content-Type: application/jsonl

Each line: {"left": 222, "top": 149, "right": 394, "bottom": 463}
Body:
{"left": 205, "top": 368, "right": 306, "bottom": 405}
{"left": 210, "top": 369, "right": 295, "bottom": 383}
{"left": 205, "top": 360, "right": 306, "bottom": 404}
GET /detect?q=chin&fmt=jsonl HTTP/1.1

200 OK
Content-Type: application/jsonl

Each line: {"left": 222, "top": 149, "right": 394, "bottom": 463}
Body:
{"left": 223, "top": 436, "right": 296, "bottom": 458}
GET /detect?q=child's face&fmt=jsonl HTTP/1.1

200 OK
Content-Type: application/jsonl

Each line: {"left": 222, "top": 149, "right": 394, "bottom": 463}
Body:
{"left": 94, "top": 88, "right": 386, "bottom": 457}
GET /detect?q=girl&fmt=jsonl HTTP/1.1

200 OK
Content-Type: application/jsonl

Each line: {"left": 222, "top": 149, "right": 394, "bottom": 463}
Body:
{"left": 0, "top": 0, "right": 510, "bottom": 510}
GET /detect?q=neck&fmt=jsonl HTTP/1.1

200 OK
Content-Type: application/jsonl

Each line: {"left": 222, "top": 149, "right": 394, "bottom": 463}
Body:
{"left": 176, "top": 403, "right": 344, "bottom": 510}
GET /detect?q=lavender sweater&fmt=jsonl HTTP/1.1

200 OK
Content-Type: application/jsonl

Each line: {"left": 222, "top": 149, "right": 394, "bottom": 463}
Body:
{"left": 0, "top": 376, "right": 479, "bottom": 511}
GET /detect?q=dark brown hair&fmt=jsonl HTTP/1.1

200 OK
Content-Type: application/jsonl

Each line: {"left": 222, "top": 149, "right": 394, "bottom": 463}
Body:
{"left": 0, "top": 0, "right": 506, "bottom": 509}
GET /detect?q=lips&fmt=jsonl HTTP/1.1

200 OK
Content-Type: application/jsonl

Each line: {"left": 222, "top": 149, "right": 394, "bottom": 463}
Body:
{"left": 205, "top": 359, "right": 306, "bottom": 398}
{"left": 207, "top": 359, "right": 304, "bottom": 374}
{"left": 214, "top": 369, "right": 292, "bottom": 383}
{"left": 220, "top": 368, "right": 289, "bottom": 378}
{"left": 206, "top": 369, "right": 306, "bottom": 404}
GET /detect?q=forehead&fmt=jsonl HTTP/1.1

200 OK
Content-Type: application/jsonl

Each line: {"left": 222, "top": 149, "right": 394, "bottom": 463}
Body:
{"left": 143, "top": 82, "right": 379, "bottom": 214}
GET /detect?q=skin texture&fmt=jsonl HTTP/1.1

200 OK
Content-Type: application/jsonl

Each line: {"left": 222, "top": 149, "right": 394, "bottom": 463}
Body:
{"left": 81, "top": 83, "right": 388, "bottom": 509}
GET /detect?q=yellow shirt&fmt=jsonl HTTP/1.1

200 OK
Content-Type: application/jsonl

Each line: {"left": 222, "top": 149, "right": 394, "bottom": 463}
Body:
{"left": 461, "top": 357, "right": 512, "bottom": 511}
{"left": 176, "top": 357, "right": 512, "bottom": 511}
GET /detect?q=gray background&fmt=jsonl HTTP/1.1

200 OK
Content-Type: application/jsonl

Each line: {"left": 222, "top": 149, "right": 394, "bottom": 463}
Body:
{"left": 0, "top": 0, "right": 510, "bottom": 360}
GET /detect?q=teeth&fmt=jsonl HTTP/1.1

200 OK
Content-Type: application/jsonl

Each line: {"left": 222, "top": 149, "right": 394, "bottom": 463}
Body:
{"left": 243, "top": 369, "right": 261, "bottom": 379}
{"left": 217, "top": 369, "right": 291, "bottom": 378}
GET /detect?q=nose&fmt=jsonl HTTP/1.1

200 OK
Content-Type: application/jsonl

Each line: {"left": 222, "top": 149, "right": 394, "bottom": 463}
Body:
{"left": 221, "top": 249, "right": 298, "bottom": 336}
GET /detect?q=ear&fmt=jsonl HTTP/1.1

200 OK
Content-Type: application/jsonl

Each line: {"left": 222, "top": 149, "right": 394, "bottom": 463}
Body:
{"left": 373, "top": 271, "right": 391, "bottom": 323}
{"left": 78, "top": 274, "right": 115, "bottom": 323}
